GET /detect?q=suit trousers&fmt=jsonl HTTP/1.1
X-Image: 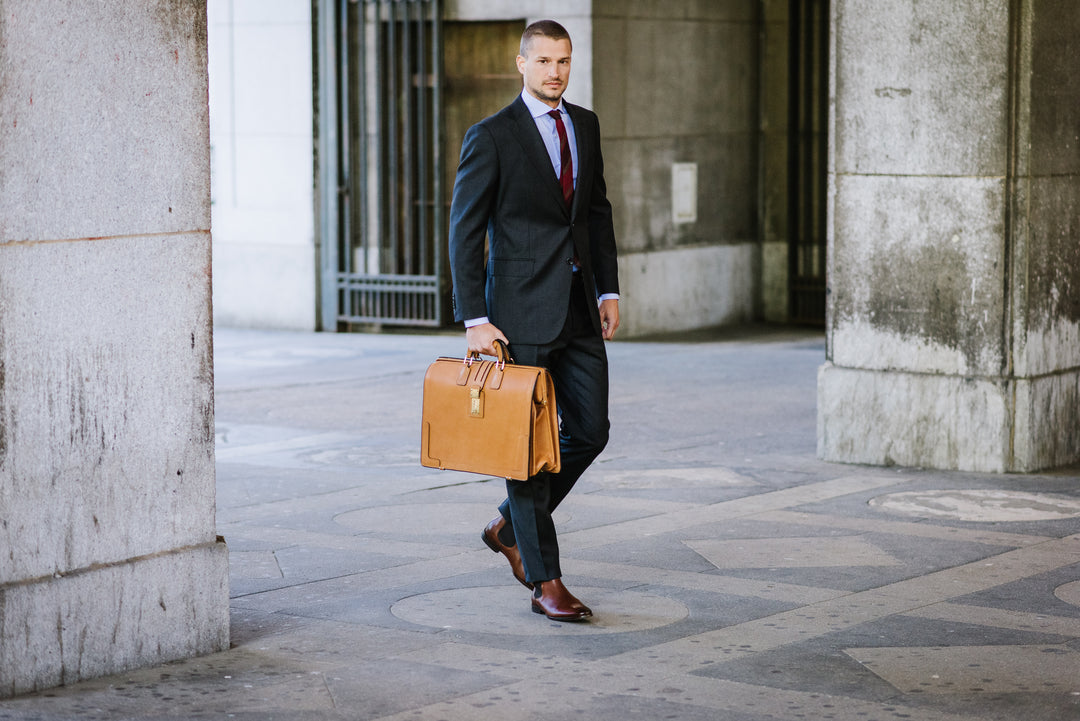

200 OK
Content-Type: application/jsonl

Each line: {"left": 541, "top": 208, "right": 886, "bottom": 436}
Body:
{"left": 499, "top": 273, "right": 610, "bottom": 583}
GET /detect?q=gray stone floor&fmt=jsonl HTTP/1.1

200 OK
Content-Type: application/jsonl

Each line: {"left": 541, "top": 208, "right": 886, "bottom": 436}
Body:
{"left": 2, "top": 326, "right": 1079, "bottom": 720}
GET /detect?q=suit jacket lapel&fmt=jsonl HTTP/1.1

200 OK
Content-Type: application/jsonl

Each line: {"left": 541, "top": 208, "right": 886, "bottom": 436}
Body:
{"left": 565, "top": 102, "right": 589, "bottom": 219}
{"left": 508, "top": 97, "right": 572, "bottom": 215}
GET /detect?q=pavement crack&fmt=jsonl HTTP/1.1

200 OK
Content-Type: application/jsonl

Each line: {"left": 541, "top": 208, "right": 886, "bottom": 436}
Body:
{"left": 404, "top": 478, "right": 495, "bottom": 493}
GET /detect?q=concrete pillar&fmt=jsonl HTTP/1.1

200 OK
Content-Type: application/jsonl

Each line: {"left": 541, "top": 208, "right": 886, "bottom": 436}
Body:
{"left": 820, "top": 0, "right": 1080, "bottom": 472}
{"left": 0, "top": 0, "right": 229, "bottom": 696}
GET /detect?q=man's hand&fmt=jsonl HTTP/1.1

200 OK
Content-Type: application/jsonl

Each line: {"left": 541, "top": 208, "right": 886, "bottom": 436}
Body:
{"left": 599, "top": 298, "right": 620, "bottom": 340}
{"left": 465, "top": 322, "right": 509, "bottom": 357}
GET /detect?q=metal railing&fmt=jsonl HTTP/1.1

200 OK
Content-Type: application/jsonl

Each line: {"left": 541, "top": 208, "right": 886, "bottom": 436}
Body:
{"left": 318, "top": 0, "right": 444, "bottom": 329}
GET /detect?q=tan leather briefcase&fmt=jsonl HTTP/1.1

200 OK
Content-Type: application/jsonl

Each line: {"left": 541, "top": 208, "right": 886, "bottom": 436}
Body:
{"left": 421, "top": 341, "right": 560, "bottom": 480}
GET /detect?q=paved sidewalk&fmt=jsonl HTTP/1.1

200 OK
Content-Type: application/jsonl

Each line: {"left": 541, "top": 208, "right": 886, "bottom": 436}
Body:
{"left": 3, "top": 326, "right": 1080, "bottom": 720}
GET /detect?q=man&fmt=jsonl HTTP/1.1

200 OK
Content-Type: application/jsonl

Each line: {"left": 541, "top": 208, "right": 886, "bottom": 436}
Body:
{"left": 448, "top": 19, "right": 620, "bottom": 622}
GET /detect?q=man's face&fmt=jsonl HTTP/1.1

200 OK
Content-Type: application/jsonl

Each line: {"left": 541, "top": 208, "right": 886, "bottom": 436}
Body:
{"left": 516, "top": 36, "right": 572, "bottom": 108}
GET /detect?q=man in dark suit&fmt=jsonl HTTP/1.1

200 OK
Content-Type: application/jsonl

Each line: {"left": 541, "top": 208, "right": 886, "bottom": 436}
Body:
{"left": 448, "top": 19, "right": 620, "bottom": 621}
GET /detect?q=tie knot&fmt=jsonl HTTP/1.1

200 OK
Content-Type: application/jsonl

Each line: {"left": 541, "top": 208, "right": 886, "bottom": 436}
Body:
{"left": 548, "top": 109, "right": 561, "bottom": 121}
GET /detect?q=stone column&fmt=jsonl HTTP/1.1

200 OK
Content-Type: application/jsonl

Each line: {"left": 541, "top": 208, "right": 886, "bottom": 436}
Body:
{"left": 819, "top": 0, "right": 1080, "bottom": 472}
{"left": 0, "top": 0, "right": 229, "bottom": 696}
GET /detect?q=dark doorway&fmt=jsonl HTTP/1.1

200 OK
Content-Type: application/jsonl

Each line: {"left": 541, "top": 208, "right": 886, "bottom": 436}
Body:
{"left": 787, "top": 0, "right": 829, "bottom": 326}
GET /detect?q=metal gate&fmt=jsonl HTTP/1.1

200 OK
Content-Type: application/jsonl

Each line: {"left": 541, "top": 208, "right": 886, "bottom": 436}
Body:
{"left": 317, "top": 0, "right": 444, "bottom": 330}
{"left": 788, "top": 0, "right": 829, "bottom": 325}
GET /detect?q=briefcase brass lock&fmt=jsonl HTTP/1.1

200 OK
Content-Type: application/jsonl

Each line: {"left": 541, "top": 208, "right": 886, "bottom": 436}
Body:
{"left": 470, "top": 387, "right": 484, "bottom": 417}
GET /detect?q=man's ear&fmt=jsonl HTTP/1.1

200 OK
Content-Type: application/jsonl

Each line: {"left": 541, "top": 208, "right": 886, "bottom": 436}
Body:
{"left": 515, "top": 54, "right": 526, "bottom": 75}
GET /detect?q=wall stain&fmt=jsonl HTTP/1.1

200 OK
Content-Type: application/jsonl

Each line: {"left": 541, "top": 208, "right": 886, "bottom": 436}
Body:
{"left": 0, "top": 323, "right": 6, "bottom": 470}
{"left": 874, "top": 87, "right": 912, "bottom": 99}
{"left": 861, "top": 241, "right": 1001, "bottom": 373}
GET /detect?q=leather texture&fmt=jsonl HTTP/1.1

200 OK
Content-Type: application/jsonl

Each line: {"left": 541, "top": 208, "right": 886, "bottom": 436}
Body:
{"left": 531, "top": 578, "right": 592, "bottom": 621}
{"left": 421, "top": 344, "right": 560, "bottom": 481}
{"left": 481, "top": 515, "right": 533, "bottom": 590}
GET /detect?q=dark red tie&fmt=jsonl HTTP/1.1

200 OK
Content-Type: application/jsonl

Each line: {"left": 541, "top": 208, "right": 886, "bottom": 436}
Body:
{"left": 548, "top": 109, "right": 573, "bottom": 209}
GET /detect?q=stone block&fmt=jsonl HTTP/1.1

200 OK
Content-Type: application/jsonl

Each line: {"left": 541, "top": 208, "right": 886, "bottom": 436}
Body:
{"left": 0, "top": 0, "right": 210, "bottom": 242}
{"left": 829, "top": 173, "right": 1006, "bottom": 377}
{"left": 0, "top": 540, "right": 229, "bottom": 698}
{"left": 592, "top": 17, "right": 628, "bottom": 136}
{"left": 1011, "top": 176, "right": 1080, "bottom": 376}
{"left": 592, "top": 0, "right": 757, "bottom": 21}
{"left": 1013, "top": 371, "right": 1080, "bottom": 471}
{"left": 232, "top": 24, "right": 313, "bottom": 138}
{"left": 619, "top": 243, "right": 755, "bottom": 336}
{"left": 622, "top": 19, "right": 757, "bottom": 139}
{"left": 817, "top": 363, "right": 1011, "bottom": 473}
{"left": 1027, "top": 0, "right": 1080, "bottom": 177}
{"left": 607, "top": 134, "right": 757, "bottom": 255}
{"left": 0, "top": 233, "right": 215, "bottom": 583}
{"left": 233, "top": 135, "right": 315, "bottom": 210}
{"left": 832, "top": 0, "right": 1009, "bottom": 176}
{"left": 446, "top": 0, "right": 590, "bottom": 22}
{"left": 232, "top": 0, "right": 311, "bottom": 26}
{"left": 212, "top": 240, "right": 317, "bottom": 330}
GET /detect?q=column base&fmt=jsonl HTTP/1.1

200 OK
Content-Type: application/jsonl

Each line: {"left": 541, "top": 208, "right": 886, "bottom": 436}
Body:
{"left": 817, "top": 363, "right": 1080, "bottom": 473}
{"left": 0, "top": 539, "right": 229, "bottom": 698}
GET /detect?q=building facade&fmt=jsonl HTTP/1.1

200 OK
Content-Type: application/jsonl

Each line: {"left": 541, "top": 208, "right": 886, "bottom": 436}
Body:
{"left": 208, "top": 0, "right": 826, "bottom": 336}
{"left": 1, "top": 0, "right": 1077, "bottom": 697}
{"left": 209, "top": 0, "right": 1078, "bottom": 473}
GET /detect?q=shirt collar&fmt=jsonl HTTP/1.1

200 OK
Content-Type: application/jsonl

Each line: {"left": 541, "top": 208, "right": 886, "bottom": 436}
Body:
{"left": 520, "top": 89, "right": 566, "bottom": 120}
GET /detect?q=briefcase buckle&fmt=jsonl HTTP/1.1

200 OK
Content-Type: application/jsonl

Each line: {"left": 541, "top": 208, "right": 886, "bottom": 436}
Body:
{"left": 469, "top": 387, "right": 484, "bottom": 417}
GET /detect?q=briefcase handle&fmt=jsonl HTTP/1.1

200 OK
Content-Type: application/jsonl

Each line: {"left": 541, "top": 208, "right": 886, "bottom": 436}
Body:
{"left": 465, "top": 338, "right": 514, "bottom": 369}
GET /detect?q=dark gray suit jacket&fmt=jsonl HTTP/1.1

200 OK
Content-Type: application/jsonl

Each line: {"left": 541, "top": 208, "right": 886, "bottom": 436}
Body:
{"left": 449, "top": 96, "right": 619, "bottom": 345}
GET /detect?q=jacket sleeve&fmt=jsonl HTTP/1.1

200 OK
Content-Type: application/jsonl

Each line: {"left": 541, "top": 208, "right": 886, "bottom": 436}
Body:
{"left": 585, "top": 114, "right": 619, "bottom": 297}
{"left": 448, "top": 123, "right": 499, "bottom": 323}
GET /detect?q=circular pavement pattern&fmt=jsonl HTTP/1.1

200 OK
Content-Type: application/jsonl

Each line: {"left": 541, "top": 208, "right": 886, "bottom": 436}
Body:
{"left": 868, "top": 489, "right": 1080, "bottom": 522}
{"left": 1054, "top": 580, "right": 1080, "bottom": 609}
{"left": 391, "top": 585, "right": 689, "bottom": 635}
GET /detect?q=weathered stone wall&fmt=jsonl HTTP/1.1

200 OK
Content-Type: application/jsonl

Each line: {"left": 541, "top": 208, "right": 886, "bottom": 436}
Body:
{"left": 0, "top": 0, "right": 229, "bottom": 696}
{"left": 1010, "top": 0, "right": 1080, "bottom": 469}
{"left": 593, "top": 0, "right": 760, "bottom": 335}
{"left": 819, "top": 0, "right": 1080, "bottom": 472}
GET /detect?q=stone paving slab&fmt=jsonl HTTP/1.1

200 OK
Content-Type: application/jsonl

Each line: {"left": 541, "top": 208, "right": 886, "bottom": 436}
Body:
{"left": 1, "top": 327, "right": 1079, "bottom": 720}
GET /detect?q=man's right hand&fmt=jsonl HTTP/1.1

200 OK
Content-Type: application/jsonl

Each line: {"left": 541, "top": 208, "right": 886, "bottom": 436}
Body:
{"left": 465, "top": 323, "right": 509, "bottom": 357}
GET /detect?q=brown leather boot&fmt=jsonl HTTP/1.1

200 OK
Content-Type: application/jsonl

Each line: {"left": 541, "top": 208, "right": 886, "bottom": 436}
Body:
{"left": 531, "top": 578, "right": 592, "bottom": 621}
{"left": 481, "top": 515, "right": 533, "bottom": 590}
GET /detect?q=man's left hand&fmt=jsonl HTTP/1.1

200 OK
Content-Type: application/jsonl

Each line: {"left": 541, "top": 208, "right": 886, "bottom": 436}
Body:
{"left": 599, "top": 298, "right": 620, "bottom": 340}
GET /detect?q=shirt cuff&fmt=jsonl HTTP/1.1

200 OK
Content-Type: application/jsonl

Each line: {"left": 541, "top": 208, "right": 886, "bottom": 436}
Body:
{"left": 464, "top": 317, "right": 490, "bottom": 328}
{"left": 597, "top": 293, "right": 620, "bottom": 302}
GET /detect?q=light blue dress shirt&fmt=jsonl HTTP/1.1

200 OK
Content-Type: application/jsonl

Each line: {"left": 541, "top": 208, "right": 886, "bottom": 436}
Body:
{"left": 520, "top": 90, "right": 578, "bottom": 190}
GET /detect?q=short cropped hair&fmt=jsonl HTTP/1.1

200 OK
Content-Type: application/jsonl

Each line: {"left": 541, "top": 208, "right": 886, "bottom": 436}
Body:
{"left": 519, "top": 19, "right": 572, "bottom": 58}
